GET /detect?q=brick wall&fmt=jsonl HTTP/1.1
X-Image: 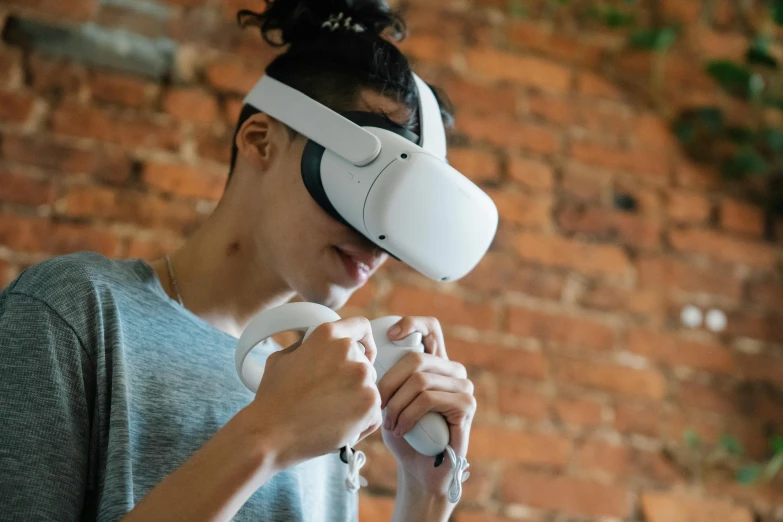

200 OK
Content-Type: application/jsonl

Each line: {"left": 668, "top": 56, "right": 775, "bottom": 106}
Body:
{"left": 0, "top": 0, "right": 782, "bottom": 520}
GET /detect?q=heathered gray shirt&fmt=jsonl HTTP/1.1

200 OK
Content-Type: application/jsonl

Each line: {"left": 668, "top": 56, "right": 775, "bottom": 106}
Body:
{"left": 0, "top": 251, "right": 357, "bottom": 521}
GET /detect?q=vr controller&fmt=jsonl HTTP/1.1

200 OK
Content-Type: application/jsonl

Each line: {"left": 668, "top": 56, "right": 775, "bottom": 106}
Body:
{"left": 235, "top": 302, "right": 450, "bottom": 457}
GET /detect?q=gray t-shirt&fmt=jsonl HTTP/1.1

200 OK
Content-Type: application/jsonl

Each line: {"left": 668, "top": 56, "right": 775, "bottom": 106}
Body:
{"left": 0, "top": 251, "right": 358, "bottom": 521}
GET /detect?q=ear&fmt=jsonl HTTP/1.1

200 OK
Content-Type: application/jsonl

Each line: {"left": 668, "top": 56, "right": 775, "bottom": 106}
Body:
{"left": 235, "top": 113, "right": 279, "bottom": 173}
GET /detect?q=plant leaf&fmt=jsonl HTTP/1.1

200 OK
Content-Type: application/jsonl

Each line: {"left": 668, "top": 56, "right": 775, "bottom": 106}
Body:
{"left": 684, "top": 429, "right": 701, "bottom": 449}
{"left": 746, "top": 46, "right": 778, "bottom": 68}
{"left": 726, "top": 126, "right": 754, "bottom": 144}
{"left": 723, "top": 146, "right": 768, "bottom": 178}
{"left": 604, "top": 6, "right": 635, "bottom": 27}
{"left": 720, "top": 434, "right": 744, "bottom": 455}
{"left": 764, "top": 452, "right": 783, "bottom": 480}
{"left": 762, "top": 128, "right": 783, "bottom": 153}
{"left": 509, "top": 0, "right": 527, "bottom": 18}
{"left": 771, "top": 434, "right": 783, "bottom": 453}
{"left": 773, "top": 0, "right": 783, "bottom": 25}
{"left": 737, "top": 465, "right": 763, "bottom": 484}
{"left": 707, "top": 60, "right": 753, "bottom": 98}
{"left": 629, "top": 27, "right": 677, "bottom": 52}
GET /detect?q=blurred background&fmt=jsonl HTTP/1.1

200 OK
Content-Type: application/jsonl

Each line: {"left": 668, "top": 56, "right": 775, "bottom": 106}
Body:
{"left": 0, "top": 0, "right": 782, "bottom": 520}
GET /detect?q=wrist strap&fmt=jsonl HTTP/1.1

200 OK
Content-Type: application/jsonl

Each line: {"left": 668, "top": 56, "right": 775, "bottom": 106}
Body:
{"left": 445, "top": 445, "right": 470, "bottom": 503}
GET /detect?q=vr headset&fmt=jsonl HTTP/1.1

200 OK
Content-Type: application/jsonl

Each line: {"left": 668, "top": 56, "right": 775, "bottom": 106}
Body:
{"left": 242, "top": 73, "right": 498, "bottom": 282}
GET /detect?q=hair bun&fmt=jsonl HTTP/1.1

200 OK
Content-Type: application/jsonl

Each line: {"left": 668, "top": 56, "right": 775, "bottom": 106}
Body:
{"left": 238, "top": 0, "right": 406, "bottom": 47}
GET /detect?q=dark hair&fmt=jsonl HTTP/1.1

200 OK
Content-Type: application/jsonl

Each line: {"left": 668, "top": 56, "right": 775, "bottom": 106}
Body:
{"left": 227, "top": 0, "right": 455, "bottom": 181}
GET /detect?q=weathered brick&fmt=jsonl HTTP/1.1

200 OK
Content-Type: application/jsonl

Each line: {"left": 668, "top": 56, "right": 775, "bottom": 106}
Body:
{"left": 0, "top": 214, "right": 118, "bottom": 256}
{"left": 561, "top": 163, "right": 609, "bottom": 202}
{"left": 507, "top": 20, "right": 604, "bottom": 66}
{"left": 669, "top": 228, "right": 775, "bottom": 267}
{"left": 0, "top": 90, "right": 36, "bottom": 124}
{"left": 196, "top": 128, "right": 232, "bottom": 165}
{"left": 575, "top": 440, "right": 631, "bottom": 477}
{"left": 555, "top": 357, "right": 667, "bottom": 399}
{"left": 461, "top": 253, "right": 564, "bottom": 299}
{"left": 456, "top": 113, "right": 560, "bottom": 155}
{"left": 452, "top": 511, "right": 516, "bottom": 522}
{"left": 358, "top": 495, "right": 395, "bottom": 521}
{"left": 163, "top": 88, "right": 220, "bottom": 124}
{"left": 0, "top": 46, "right": 23, "bottom": 89}
{"left": 553, "top": 397, "right": 604, "bottom": 428}
{"left": 436, "top": 74, "right": 518, "bottom": 115}
{"left": 464, "top": 48, "right": 571, "bottom": 92}
{"left": 0, "top": 259, "right": 15, "bottom": 290}
{"left": 679, "top": 382, "right": 738, "bottom": 415}
{"left": 143, "top": 162, "right": 226, "bottom": 201}
{"left": 667, "top": 191, "right": 711, "bottom": 224}
{"left": 497, "top": 382, "right": 549, "bottom": 419}
{"left": 205, "top": 57, "right": 264, "bottom": 95}
{"left": 448, "top": 148, "right": 501, "bottom": 183}
{"left": 508, "top": 155, "right": 554, "bottom": 190}
{"left": 720, "top": 199, "right": 764, "bottom": 237}
{"left": 445, "top": 339, "right": 548, "bottom": 380}
{"left": 28, "top": 55, "right": 87, "bottom": 101}
{"left": 0, "top": 169, "right": 58, "bottom": 206}
{"left": 89, "top": 71, "right": 157, "bottom": 107}
{"left": 577, "top": 71, "right": 623, "bottom": 99}
{"left": 515, "top": 232, "right": 632, "bottom": 278}
{"left": 2, "top": 0, "right": 98, "bottom": 21}
{"left": 576, "top": 101, "right": 634, "bottom": 136}
{"left": 641, "top": 492, "right": 753, "bottom": 522}
{"left": 387, "top": 285, "right": 495, "bottom": 330}
{"left": 557, "top": 205, "right": 661, "bottom": 249}
{"left": 501, "top": 468, "right": 629, "bottom": 518}
{"left": 126, "top": 235, "right": 184, "bottom": 260}
{"left": 526, "top": 93, "right": 573, "bottom": 126}
{"left": 614, "top": 401, "right": 662, "bottom": 436}
{"left": 398, "top": 34, "right": 459, "bottom": 68}
{"left": 635, "top": 112, "right": 677, "bottom": 151}
{"left": 485, "top": 189, "right": 551, "bottom": 228}
{"left": 570, "top": 141, "right": 671, "bottom": 184}
{"left": 636, "top": 257, "right": 742, "bottom": 299}
{"left": 627, "top": 329, "right": 736, "bottom": 374}
{"left": 224, "top": 97, "right": 244, "bottom": 124}
{"left": 508, "top": 306, "right": 614, "bottom": 351}
{"left": 676, "top": 160, "right": 720, "bottom": 189}
{"left": 747, "top": 279, "right": 783, "bottom": 309}
{"left": 725, "top": 311, "right": 783, "bottom": 344}
{"left": 470, "top": 426, "right": 571, "bottom": 467}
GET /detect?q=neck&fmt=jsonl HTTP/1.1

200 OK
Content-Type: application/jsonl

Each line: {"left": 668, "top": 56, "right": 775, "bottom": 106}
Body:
{"left": 150, "top": 211, "right": 297, "bottom": 339}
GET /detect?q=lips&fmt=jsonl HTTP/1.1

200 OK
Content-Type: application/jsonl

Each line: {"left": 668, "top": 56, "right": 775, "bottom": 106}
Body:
{"left": 334, "top": 243, "right": 383, "bottom": 285}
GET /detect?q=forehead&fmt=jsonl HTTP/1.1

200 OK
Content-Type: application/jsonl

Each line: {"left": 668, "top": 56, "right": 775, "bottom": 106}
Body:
{"left": 356, "top": 88, "right": 413, "bottom": 127}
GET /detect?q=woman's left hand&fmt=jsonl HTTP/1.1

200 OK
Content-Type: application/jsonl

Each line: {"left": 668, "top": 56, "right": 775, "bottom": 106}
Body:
{"left": 378, "top": 316, "right": 475, "bottom": 499}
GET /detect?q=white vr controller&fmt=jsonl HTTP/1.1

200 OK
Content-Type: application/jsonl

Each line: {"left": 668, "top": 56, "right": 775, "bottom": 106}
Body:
{"left": 235, "top": 302, "right": 450, "bottom": 457}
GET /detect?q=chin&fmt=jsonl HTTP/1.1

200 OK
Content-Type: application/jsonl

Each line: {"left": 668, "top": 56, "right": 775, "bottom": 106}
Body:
{"left": 299, "top": 283, "right": 351, "bottom": 311}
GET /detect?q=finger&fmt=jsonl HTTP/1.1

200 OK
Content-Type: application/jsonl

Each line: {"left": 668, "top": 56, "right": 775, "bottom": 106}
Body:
{"left": 383, "top": 373, "right": 473, "bottom": 433}
{"left": 378, "top": 352, "right": 467, "bottom": 407}
{"left": 320, "top": 316, "right": 377, "bottom": 364}
{"left": 394, "top": 391, "right": 476, "bottom": 437}
{"left": 355, "top": 409, "right": 383, "bottom": 443}
{"left": 387, "top": 316, "right": 448, "bottom": 359}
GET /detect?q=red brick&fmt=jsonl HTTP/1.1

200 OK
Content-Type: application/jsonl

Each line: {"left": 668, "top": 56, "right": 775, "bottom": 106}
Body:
{"left": 747, "top": 279, "right": 783, "bottom": 309}
{"left": 28, "top": 55, "right": 87, "bottom": 100}
{"left": 448, "top": 148, "right": 501, "bottom": 183}
{"left": 614, "top": 401, "right": 662, "bottom": 436}
{"left": 635, "top": 112, "right": 677, "bottom": 151}
{"left": 697, "top": 30, "right": 746, "bottom": 61}
{"left": 576, "top": 102, "right": 634, "bottom": 136}
{"left": 676, "top": 160, "right": 721, "bottom": 189}
{"left": 0, "top": 46, "right": 23, "bottom": 89}
{"left": 669, "top": 228, "right": 775, "bottom": 267}
{"left": 358, "top": 495, "right": 395, "bottom": 521}
{"left": 514, "top": 232, "right": 632, "bottom": 278}
{"left": 157, "top": 0, "right": 207, "bottom": 6}
{"left": 58, "top": 185, "right": 199, "bottom": 233}
{"left": 501, "top": 468, "right": 629, "bottom": 517}
{"left": 0, "top": 135, "right": 132, "bottom": 184}
{"left": 636, "top": 257, "right": 742, "bottom": 299}
{"left": 627, "top": 329, "right": 736, "bottom": 374}
{"left": 2, "top": 0, "right": 97, "bottom": 21}
{"left": 461, "top": 253, "right": 564, "bottom": 299}
{"left": 720, "top": 199, "right": 764, "bottom": 237}
{"left": 570, "top": 141, "right": 671, "bottom": 184}
{"left": 224, "top": 97, "right": 244, "bottom": 124}
{"left": 557, "top": 205, "right": 661, "bottom": 249}
{"left": 726, "top": 311, "right": 783, "bottom": 343}
{"left": 387, "top": 286, "right": 495, "bottom": 330}
{"left": 445, "top": 339, "right": 548, "bottom": 380}
{"left": 497, "top": 382, "right": 549, "bottom": 419}
{"left": 205, "top": 57, "right": 264, "bottom": 95}
{"left": 163, "top": 88, "right": 220, "bottom": 124}
{"left": 196, "top": 128, "right": 232, "bottom": 165}
{"left": 508, "top": 155, "right": 554, "bottom": 190}
{"left": 555, "top": 357, "right": 667, "bottom": 399}
{"left": 613, "top": 180, "right": 664, "bottom": 217}
{"left": 664, "top": 411, "right": 723, "bottom": 445}
{"left": 357, "top": 442, "right": 397, "bottom": 491}
{"left": 485, "top": 189, "right": 551, "bottom": 228}
{"left": 470, "top": 426, "right": 571, "bottom": 467}
{"left": 553, "top": 397, "right": 603, "bottom": 428}
{"left": 398, "top": 35, "right": 459, "bottom": 68}
{"left": 561, "top": 163, "right": 609, "bottom": 202}
{"left": 0, "top": 169, "right": 58, "bottom": 206}
{"left": 452, "top": 511, "right": 517, "bottom": 522}
{"left": 126, "top": 236, "right": 184, "bottom": 260}
{"left": 576, "top": 440, "right": 630, "bottom": 477}
{"left": 464, "top": 48, "right": 572, "bottom": 92}
{"left": 0, "top": 214, "right": 118, "bottom": 256}
{"left": 679, "top": 382, "right": 737, "bottom": 415}
{"left": 633, "top": 449, "right": 683, "bottom": 484}
{"left": 343, "top": 280, "right": 377, "bottom": 310}
{"left": 579, "top": 286, "right": 665, "bottom": 318}
{"left": 667, "top": 191, "right": 711, "bottom": 224}
{"left": 526, "top": 93, "right": 573, "bottom": 126}
{"left": 51, "top": 105, "right": 181, "bottom": 152}
{"left": 508, "top": 307, "right": 613, "bottom": 351}
{"left": 143, "top": 162, "right": 226, "bottom": 201}
{"left": 0, "top": 90, "right": 36, "bottom": 124}
{"left": 436, "top": 75, "right": 518, "bottom": 115}
{"left": 507, "top": 20, "right": 603, "bottom": 66}
{"left": 456, "top": 113, "right": 560, "bottom": 155}
{"left": 577, "top": 71, "right": 623, "bottom": 99}
{"left": 89, "top": 71, "right": 156, "bottom": 107}
{"left": 641, "top": 492, "right": 753, "bottom": 522}
{"left": 0, "top": 259, "right": 15, "bottom": 289}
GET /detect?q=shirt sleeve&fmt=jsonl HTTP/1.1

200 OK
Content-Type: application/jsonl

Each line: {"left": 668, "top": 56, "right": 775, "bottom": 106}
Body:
{"left": 0, "top": 290, "right": 94, "bottom": 521}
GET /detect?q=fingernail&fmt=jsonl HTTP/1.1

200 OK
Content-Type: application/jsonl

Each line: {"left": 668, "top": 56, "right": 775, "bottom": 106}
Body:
{"left": 388, "top": 325, "right": 401, "bottom": 338}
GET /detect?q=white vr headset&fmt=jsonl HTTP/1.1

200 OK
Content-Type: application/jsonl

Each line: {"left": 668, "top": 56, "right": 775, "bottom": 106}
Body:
{"left": 242, "top": 73, "right": 498, "bottom": 282}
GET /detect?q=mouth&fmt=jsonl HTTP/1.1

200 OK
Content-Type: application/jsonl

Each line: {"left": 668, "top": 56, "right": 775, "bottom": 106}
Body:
{"left": 333, "top": 243, "right": 383, "bottom": 285}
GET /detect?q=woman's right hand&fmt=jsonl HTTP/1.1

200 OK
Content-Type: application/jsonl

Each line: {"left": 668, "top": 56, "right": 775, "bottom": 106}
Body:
{"left": 245, "top": 316, "right": 382, "bottom": 468}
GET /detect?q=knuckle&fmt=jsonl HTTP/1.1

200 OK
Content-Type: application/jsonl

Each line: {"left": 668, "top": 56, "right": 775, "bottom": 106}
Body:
{"left": 412, "top": 372, "right": 429, "bottom": 392}
{"left": 350, "top": 361, "right": 371, "bottom": 381}
{"left": 336, "top": 337, "right": 354, "bottom": 356}
{"left": 405, "top": 351, "right": 426, "bottom": 369}
{"left": 463, "top": 378, "right": 475, "bottom": 395}
{"left": 455, "top": 362, "right": 467, "bottom": 378}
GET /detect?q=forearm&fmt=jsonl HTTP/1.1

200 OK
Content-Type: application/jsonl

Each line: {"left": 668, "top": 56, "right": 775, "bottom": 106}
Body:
{"left": 122, "top": 406, "right": 284, "bottom": 522}
{"left": 391, "top": 469, "right": 454, "bottom": 522}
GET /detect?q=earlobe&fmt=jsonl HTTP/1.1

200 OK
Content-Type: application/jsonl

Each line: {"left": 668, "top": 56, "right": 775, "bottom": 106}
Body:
{"left": 236, "top": 114, "right": 275, "bottom": 172}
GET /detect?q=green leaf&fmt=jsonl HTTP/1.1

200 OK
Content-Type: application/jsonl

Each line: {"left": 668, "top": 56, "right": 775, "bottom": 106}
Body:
{"left": 720, "top": 434, "right": 744, "bottom": 455}
{"left": 629, "top": 27, "right": 677, "bottom": 52}
{"left": 604, "top": 6, "right": 635, "bottom": 27}
{"left": 762, "top": 128, "right": 783, "bottom": 152}
{"left": 737, "top": 465, "right": 763, "bottom": 484}
{"left": 707, "top": 60, "right": 753, "bottom": 98}
{"left": 764, "top": 452, "right": 783, "bottom": 480}
{"left": 723, "top": 146, "right": 768, "bottom": 178}
{"left": 674, "top": 121, "right": 694, "bottom": 142}
{"left": 509, "top": 0, "right": 527, "bottom": 18}
{"left": 771, "top": 434, "right": 783, "bottom": 454}
{"left": 694, "top": 107, "right": 724, "bottom": 131}
{"left": 773, "top": 0, "right": 783, "bottom": 25}
{"left": 746, "top": 46, "right": 778, "bottom": 68}
{"left": 684, "top": 429, "right": 701, "bottom": 449}
{"left": 556, "top": 0, "right": 570, "bottom": 4}
{"left": 726, "top": 126, "right": 754, "bottom": 144}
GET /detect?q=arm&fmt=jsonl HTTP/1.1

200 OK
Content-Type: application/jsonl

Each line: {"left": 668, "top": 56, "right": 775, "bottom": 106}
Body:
{"left": 391, "top": 472, "right": 454, "bottom": 522}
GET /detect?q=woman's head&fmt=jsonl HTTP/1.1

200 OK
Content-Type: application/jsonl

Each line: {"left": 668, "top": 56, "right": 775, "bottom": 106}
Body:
{"left": 219, "top": 0, "right": 455, "bottom": 310}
